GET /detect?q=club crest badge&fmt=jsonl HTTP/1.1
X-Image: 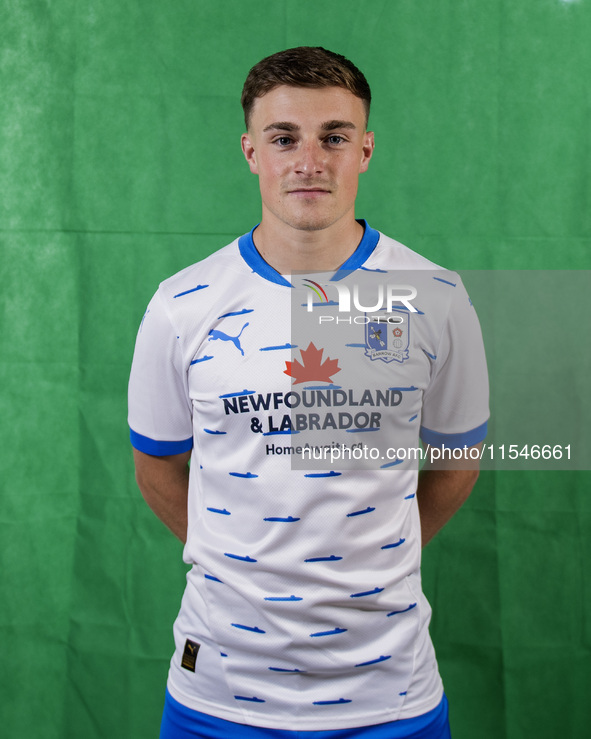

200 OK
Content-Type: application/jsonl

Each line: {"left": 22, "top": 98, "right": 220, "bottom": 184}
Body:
{"left": 364, "top": 311, "right": 410, "bottom": 363}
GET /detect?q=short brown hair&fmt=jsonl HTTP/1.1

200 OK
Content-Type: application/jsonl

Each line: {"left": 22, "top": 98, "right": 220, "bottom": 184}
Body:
{"left": 241, "top": 46, "right": 371, "bottom": 129}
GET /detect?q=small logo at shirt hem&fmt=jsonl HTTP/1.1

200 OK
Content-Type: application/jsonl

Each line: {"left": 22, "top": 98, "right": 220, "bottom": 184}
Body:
{"left": 181, "top": 639, "right": 200, "bottom": 672}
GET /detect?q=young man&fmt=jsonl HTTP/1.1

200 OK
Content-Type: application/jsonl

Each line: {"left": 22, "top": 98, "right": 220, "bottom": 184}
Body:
{"left": 128, "top": 47, "right": 489, "bottom": 739}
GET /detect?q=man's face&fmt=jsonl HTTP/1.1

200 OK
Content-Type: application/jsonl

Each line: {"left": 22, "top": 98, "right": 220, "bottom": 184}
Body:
{"left": 241, "top": 85, "right": 374, "bottom": 234}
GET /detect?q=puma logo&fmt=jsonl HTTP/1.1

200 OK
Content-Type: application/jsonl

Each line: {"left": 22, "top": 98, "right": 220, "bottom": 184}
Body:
{"left": 208, "top": 322, "right": 249, "bottom": 355}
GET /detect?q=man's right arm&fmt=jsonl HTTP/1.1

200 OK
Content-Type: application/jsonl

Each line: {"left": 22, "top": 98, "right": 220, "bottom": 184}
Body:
{"left": 133, "top": 448, "right": 191, "bottom": 544}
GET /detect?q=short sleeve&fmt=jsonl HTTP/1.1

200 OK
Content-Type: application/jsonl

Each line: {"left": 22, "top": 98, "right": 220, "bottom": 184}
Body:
{"left": 419, "top": 277, "right": 489, "bottom": 448}
{"left": 128, "top": 289, "right": 193, "bottom": 456}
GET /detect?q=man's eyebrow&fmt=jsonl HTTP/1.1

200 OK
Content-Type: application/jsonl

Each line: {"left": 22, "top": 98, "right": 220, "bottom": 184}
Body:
{"left": 262, "top": 120, "right": 357, "bottom": 133}
{"left": 263, "top": 122, "right": 300, "bottom": 133}
{"left": 321, "top": 120, "right": 356, "bottom": 131}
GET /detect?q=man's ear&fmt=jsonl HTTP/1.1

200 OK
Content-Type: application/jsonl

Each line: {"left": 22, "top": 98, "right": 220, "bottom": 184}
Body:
{"left": 359, "top": 131, "right": 375, "bottom": 174}
{"left": 241, "top": 133, "right": 258, "bottom": 174}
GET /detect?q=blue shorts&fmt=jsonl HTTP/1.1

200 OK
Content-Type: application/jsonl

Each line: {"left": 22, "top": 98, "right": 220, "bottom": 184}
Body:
{"left": 160, "top": 689, "right": 451, "bottom": 739}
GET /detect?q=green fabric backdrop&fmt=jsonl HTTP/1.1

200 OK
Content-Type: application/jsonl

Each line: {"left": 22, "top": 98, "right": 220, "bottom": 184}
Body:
{"left": 1, "top": 1, "right": 590, "bottom": 737}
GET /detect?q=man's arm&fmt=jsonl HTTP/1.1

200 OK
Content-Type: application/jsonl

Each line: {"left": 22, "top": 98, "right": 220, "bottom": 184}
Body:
{"left": 133, "top": 448, "right": 191, "bottom": 543}
{"left": 416, "top": 443, "right": 481, "bottom": 547}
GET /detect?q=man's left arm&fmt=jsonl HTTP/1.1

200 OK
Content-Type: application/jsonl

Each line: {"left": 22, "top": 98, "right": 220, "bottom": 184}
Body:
{"left": 416, "top": 442, "right": 482, "bottom": 547}
{"left": 417, "top": 275, "right": 489, "bottom": 546}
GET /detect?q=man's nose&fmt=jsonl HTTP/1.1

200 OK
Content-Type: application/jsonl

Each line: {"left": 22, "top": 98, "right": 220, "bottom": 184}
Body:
{"left": 294, "top": 141, "right": 325, "bottom": 175}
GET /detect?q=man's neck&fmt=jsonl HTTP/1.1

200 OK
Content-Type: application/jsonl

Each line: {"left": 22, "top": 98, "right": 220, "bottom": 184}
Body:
{"left": 251, "top": 216, "right": 365, "bottom": 275}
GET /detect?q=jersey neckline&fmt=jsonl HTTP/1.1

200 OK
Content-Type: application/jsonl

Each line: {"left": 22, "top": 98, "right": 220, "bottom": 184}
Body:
{"left": 237, "top": 219, "right": 381, "bottom": 287}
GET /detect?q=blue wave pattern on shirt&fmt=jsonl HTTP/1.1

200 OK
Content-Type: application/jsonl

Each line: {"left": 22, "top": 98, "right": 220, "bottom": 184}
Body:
{"left": 380, "top": 460, "right": 403, "bottom": 469}
{"left": 387, "top": 603, "right": 417, "bottom": 617}
{"left": 224, "top": 553, "right": 257, "bottom": 563}
{"left": 139, "top": 308, "right": 150, "bottom": 332}
{"left": 219, "top": 389, "right": 255, "bottom": 398}
{"left": 347, "top": 506, "right": 375, "bottom": 517}
{"left": 218, "top": 309, "right": 254, "bottom": 319}
{"left": 355, "top": 655, "right": 391, "bottom": 667}
{"left": 433, "top": 276, "right": 456, "bottom": 287}
{"left": 259, "top": 343, "right": 296, "bottom": 351}
{"left": 263, "top": 516, "right": 300, "bottom": 523}
{"left": 350, "top": 587, "right": 384, "bottom": 598}
{"left": 310, "top": 627, "right": 347, "bottom": 638}
{"left": 234, "top": 695, "right": 265, "bottom": 703}
{"left": 300, "top": 300, "right": 339, "bottom": 308}
{"left": 231, "top": 623, "right": 266, "bottom": 633}
{"left": 305, "top": 555, "right": 342, "bottom": 563}
{"left": 360, "top": 266, "right": 387, "bottom": 273}
{"left": 173, "top": 284, "right": 209, "bottom": 298}
{"left": 381, "top": 538, "right": 406, "bottom": 549}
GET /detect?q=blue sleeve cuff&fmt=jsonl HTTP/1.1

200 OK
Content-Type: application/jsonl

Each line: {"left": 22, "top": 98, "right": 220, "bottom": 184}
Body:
{"left": 420, "top": 420, "right": 488, "bottom": 449}
{"left": 130, "top": 428, "right": 193, "bottom": 456}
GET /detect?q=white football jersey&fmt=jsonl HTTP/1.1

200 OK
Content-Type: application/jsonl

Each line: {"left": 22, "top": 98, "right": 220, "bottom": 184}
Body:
{"left": 128, "top": 222, "right": 489, "bottom": 731}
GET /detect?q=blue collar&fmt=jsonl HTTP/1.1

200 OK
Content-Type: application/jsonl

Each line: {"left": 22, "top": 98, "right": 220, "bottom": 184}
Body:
{"left": 237, "top": 220, "right": 381, "bottom": 287}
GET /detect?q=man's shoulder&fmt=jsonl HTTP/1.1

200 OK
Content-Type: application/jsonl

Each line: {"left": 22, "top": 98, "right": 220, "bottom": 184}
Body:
{"left": 367, "top": 229, "right": 467, "bottom": 315}
{"left": 156, "top": 236, "right": 246, "bottom": 302}
{"left": 372, "top": 231, "right": 445, "bottom": 271}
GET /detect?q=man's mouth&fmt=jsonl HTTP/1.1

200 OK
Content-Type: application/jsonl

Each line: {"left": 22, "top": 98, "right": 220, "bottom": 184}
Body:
{"left": 287, "top": 187, "right": 331, "bottom": 195}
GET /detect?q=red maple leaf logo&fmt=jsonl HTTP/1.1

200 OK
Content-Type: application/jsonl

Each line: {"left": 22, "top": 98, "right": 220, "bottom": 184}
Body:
{"left": 284, "top": 342, "right": 341, "bottom": 385}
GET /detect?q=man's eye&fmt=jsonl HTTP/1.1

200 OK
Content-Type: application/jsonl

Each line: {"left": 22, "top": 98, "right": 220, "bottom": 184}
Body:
{"left": 327, "top": 135, "right": 344, "bottom": 145}
{"left": 275, "top": 136, "right": 293, "bottom": 146}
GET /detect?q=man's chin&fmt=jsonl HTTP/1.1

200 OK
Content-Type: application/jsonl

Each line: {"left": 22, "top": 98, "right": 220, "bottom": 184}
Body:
{"left": 264, "top": 202, "right": 348, "bottom": 233}
{"left": 286, "top": 214, "right": 336, "bottom": 232}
